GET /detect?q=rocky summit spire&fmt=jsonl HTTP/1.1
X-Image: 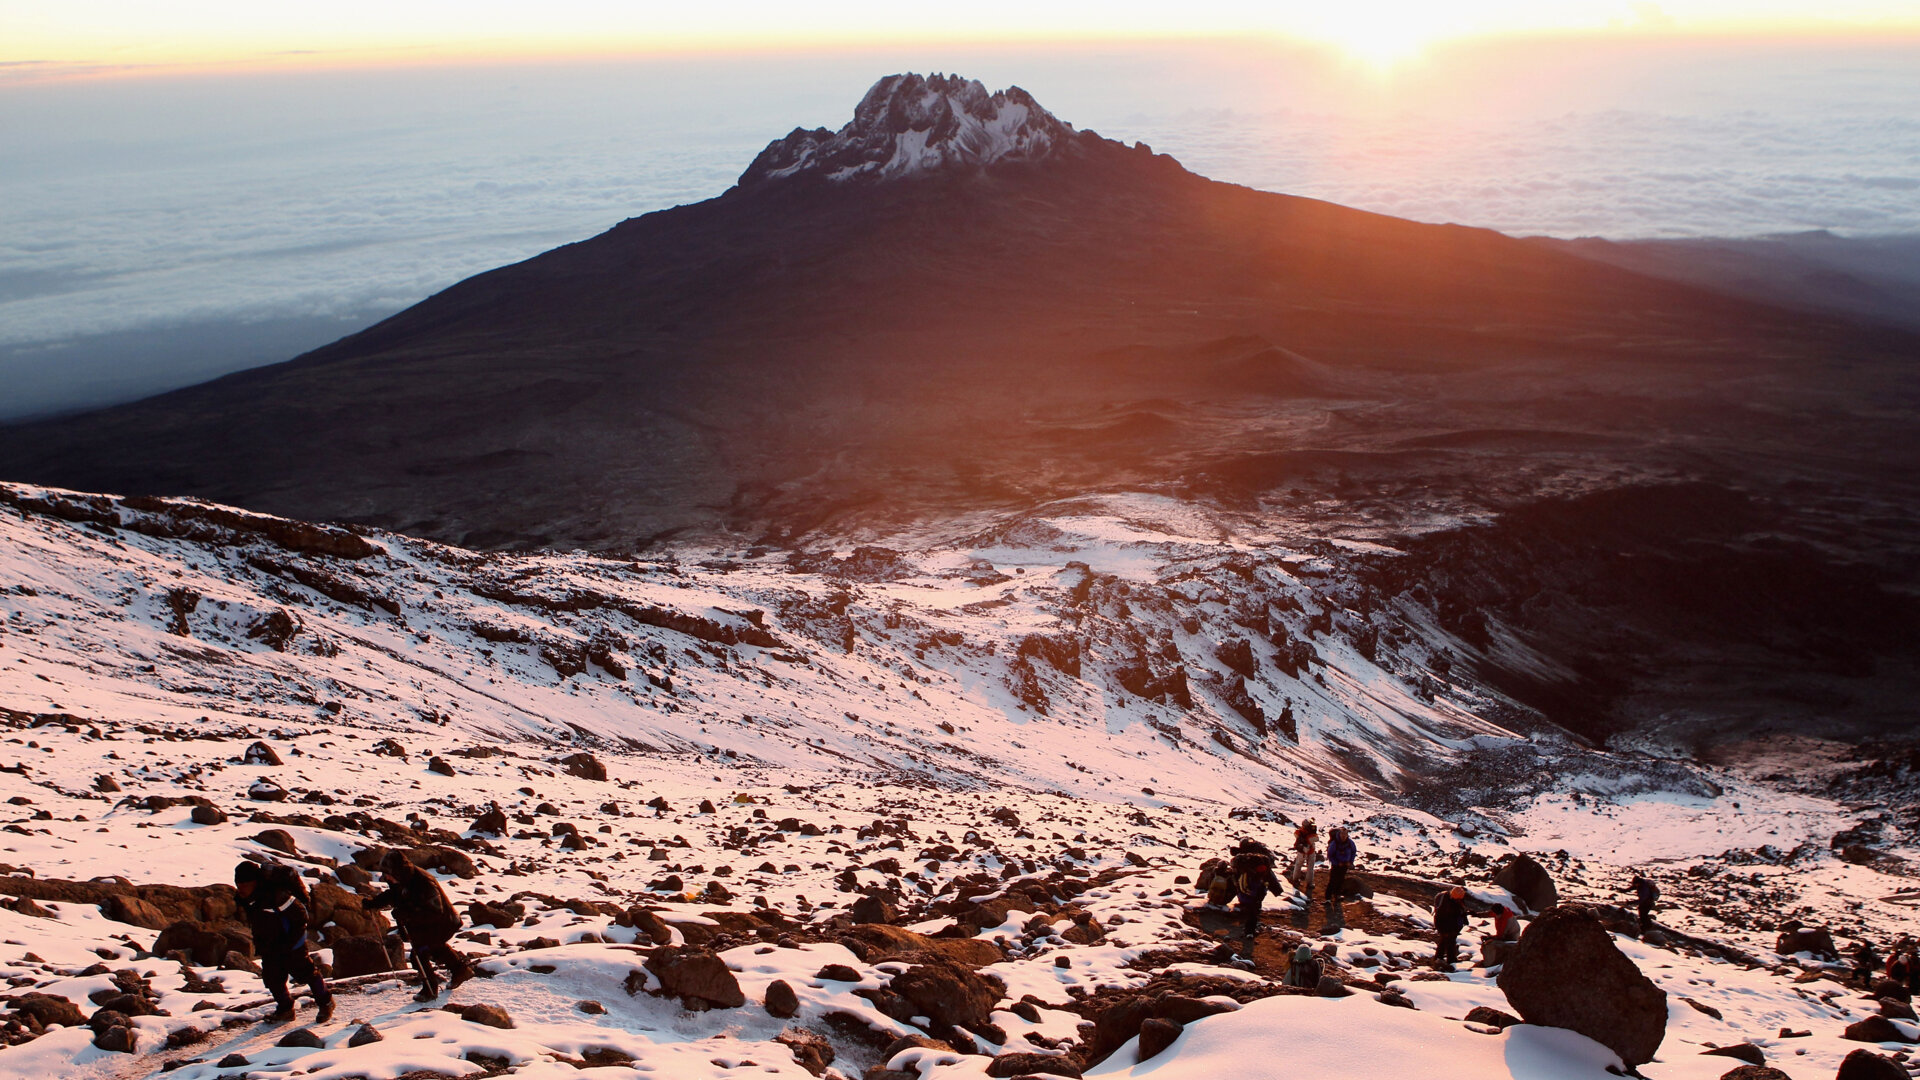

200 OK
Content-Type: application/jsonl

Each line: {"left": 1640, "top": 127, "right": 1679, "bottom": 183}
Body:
{"left": 737, "top": 73, "right": 1078, "bottom": 188}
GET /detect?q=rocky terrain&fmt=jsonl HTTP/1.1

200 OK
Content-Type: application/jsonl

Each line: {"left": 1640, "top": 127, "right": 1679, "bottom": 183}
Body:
{"left": 1, "top": 483, "right": 1917, "bottom": 1080}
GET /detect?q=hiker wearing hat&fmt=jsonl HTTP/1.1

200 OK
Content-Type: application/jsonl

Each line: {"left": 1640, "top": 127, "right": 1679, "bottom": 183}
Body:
{"left": 1286, "top": 818, "right": 1319, "bottom": 892}
{"left": 234, "top": 860, "right": 333, "bottom": 1022}
{"left": 364, "top": 850, "right": 474, "bottom": 1000}
{"left": 1432, "top": 884, "right": 1470, "bottom": 972}
{"left": 1283, "top": 942, "right": 1323, "bottom": 988}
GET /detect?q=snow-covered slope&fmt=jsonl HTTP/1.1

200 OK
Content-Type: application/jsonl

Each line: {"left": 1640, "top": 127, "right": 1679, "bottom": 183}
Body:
{"left": 1, "top": 482, "right": 1915, "bottom": 1080}
{"left": 738, "top": 73, "right": 1082, "bottom": 187}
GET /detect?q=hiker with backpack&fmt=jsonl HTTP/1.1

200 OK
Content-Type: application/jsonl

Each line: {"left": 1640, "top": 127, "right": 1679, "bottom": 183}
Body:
{"left": 1626, "top": 873, "right": 1659, "bottom": 938}
{"left": 1283, "top": 942, "right": 1322, "bottom": 988}
{"left": 234, "top": 860, "right": 334, "bottom": 1022}
{"left": 1432, "top": 885, "right": 1470, "bottom": 972}
{"left": 1286, "top": 818, "right": 1319, "bottom": 893}
{"left": 364, "top": 851, "right": 474, "bottom": 1000}
{"left": 1229, "top": 839, "right": 1284, "bottom": 952}
{"left": 1323, "top": 826, "right": 1356, "bottom": 929}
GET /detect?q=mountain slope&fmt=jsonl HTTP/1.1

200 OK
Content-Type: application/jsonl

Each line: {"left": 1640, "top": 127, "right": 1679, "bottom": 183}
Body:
{"left": 2, "top": 75, "right": 1911, "bottom": 551}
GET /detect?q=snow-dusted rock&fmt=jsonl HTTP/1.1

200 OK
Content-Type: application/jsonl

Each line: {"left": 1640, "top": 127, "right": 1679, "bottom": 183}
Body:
{"left": 738, "top": 73, "right": 1077, "bottom": 187}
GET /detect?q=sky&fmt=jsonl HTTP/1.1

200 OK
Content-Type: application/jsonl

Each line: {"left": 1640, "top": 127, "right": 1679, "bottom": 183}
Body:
{"left": 2, "top": 7, "right": 1919, "bottom": 419}
{"left": 7, "top": 0, "right": 1920, "bottom": 75}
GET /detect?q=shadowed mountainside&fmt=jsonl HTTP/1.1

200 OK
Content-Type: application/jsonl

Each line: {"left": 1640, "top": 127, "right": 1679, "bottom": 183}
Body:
{"left": 2, "top": 77, "right": 1914, "bottom": 554}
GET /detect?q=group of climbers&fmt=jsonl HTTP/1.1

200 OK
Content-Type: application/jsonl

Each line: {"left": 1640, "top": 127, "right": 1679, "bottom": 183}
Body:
{"left": 1214, "top": 821, "right": 1542, "bottom": 974}
{"left": 230, "top": 850, "right": 473, "bottom": 1022}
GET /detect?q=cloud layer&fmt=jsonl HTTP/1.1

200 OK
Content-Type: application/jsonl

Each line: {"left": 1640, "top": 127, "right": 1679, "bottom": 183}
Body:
{"left": 3, "top": 43, "right": 1916, "bottom": 364}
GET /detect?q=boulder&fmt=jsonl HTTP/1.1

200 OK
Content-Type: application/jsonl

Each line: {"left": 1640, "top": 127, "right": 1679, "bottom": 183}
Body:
{"left": 1701, "top": 1043, "right": 1766, "bottom": 1065}
{"left": 242, "top": 742, "right": 283, "bottom": 766}
{"left": 1137, "top": 1017, "right": 1183, "bottom": 1062}
{"left": 348, "top": 1023, "right": 383, "bottom": 1047}
{"left": 1493, "top": 854, "right": 1558, "bottom": 914}
{"left": 427, "top": 757, "right": 456, "bottom": 776}
{"left": 190, "top": 805, "right": 228, "bottom": 826}
{"left": 1842, "top": 1016, "right": 1915, "bottom": 1044}
{"left": 251, "top": 829, "right": 299, "bottom": 855}
{"left": 248, "top": 780, "right": 289, "bottom": 802}
{"left": 987, "top": 1052, "right": 1082, "bottom": 1077}
{"left": 6, "top": 993, "right": 84, "bottom": 1028}
{"left": 1715, "top": 1068, "right": 1791, "bottom": 1080}
{"left": 1496, "top": 906, "right": 1666, "bottom": 1067}
{"left": 765, "top": 979, "right": 799, "bottom": 1018}
{"left": 1836, "top": 1048, "right": 1910, "bottom": 1080}
{"left": 92, "top": 1022, "right": 137, "bottom": 1053}
{"left": 153, "top": 920, "right": 248, "bottom": 966}
{"left": 843, "top": 924, "right": 1001, "bottom": 967}
{"left": 94, "top": 774, "right": 121, "bottom": 793}
{"left": 559, "top": 753, "right": 607, "bottom": 781}
{"left": 890, "top": 957, "right": 1001, "bottom": 1029}
{"left": 455, "top": 1003, "right": 514, "bottom": 1029}
{"left": 850, "top": 894, "right": 894, "bottom": 925}
{"left": 470, "top": 806, "right": 507, "bottom": 836}
{"left": 644, "top": 948, "right": 745, "bottom": 1009}
{"left": 1774, "top": 924, "right": 1838, "bottom": 960}
{"left": 277, "top": 1027, "right": 324, "bottom": 1048}
{"left": 1464, "top": 1005, "right": 1520, "bottom": 1029}
{"left": 331, "top": 935, "right": 402, "bottom": 978}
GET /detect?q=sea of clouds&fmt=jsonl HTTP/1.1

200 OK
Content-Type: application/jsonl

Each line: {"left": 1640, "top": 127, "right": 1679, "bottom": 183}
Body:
{"left": 2, "top": 40, "right": 1917, "bottom": 416}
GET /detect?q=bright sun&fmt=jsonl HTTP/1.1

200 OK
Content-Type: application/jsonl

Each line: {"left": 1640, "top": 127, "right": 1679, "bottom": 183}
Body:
{"left": 1293, "top": 5, "right": 1477, "bottom": 68}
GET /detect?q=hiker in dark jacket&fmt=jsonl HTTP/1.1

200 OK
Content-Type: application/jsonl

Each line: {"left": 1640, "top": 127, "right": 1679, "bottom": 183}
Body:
{"left": 1432, "top": 885, "right": 1470, "bottom": 971}
{"left": 235, "top": 861, "right": 333, "bottom": 1022}
{"left": 364, "top": 851, "right": 474, "bottom": 1000}
{"left": 1229, "top": 839, "right": 1285, "bottom": 952}
{"left": 1852, "top": 940, "right": 1882, "bottom": 988}
{"left": 1627, "top": 874, "right": 1659, "bottom": 937}
{"left": 1324, "top": 828, "right": 1356, "bottom": 900}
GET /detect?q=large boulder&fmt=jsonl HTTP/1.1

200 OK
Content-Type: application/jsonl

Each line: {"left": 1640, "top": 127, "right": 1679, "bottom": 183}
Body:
{"left": 644, "top": 948, "right": 745, "bottom": 1009}
{"left": 1493, "top": 854, "right": 1558, "bottom": 914}
{"left": 559, "top": 753, "right": 607, "bottom": 781}
{"left": 1842, "top": 1016, "right": 1916, "bottom": 1044}
{"left": 153, "top": 920, "right": 249, "bottom": 966}
{"left": 1496, "top": 906, "right": 1666, "bottom": 1067}
{"left": 843, "top": 924, "right": 1000, "bottom": 968}
{"left": 331, "top": 935, "right": 404, "bottom": 978}
{"left": 1774, "top": 923, "right": 1838, "bottom": 960}
{"left": 1836, "top": 1048, "right": 1910, "bottom": 1080}
{"left": 242, "top": 741, "right": 283, "bottom": 766}
{"left": 890, "top": 957, "right": 1000, "bottom": 1030}
{"left": 6, "top": 993, "right": 85, "bottom": 1028}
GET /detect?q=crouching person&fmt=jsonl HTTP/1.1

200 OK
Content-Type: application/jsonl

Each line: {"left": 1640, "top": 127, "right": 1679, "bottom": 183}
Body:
{"left": 235, "top": 860, "right": 333, "bottom": 1023}
{"left": 366, "top": 851, "right": 474, "bottom": 1000}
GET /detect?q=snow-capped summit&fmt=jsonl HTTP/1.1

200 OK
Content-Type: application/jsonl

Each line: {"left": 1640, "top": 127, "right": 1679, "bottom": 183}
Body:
{"left": 737, "top": 73, "right": 1078, "bottom": 187}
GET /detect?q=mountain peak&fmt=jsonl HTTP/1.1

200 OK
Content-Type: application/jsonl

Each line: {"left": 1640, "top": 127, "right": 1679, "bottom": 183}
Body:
{"left": 737, "top": 73, "right": 1079, "bottom": 188}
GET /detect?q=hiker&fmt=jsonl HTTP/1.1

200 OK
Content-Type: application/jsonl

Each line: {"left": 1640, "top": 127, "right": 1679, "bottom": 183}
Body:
{"left": 1432, "top": 885, "right": 1470, "bottom": 972}
{"left": 234, "top": 860, "right": 333, "bottom": 1023}
{"left": 1283, "top": 943, "right": 1322, "bottom": 988}
{"left": 1286, "top": 818, "right": 1319, "bottom": 891}
{"left": 1851, "top": 940, "right": 1882, "bottom": 988}
{"left": 1489, "top": 903, "right": 1518, "bottom": 941}
{"left": 1627, "top": 873, "right": 1659, "bottom": 937}
{"left": 1324, "top": 826, "right": 1356, "bottom": 907}
{"left": 1890, "top": 938, "right": 1918, "bottom": 1001}
{"left": 365, "top": 851, "right": 474, "bottom": 1000}
{"left": 1229, "top": 839, "right": 1284, "bottom": 953}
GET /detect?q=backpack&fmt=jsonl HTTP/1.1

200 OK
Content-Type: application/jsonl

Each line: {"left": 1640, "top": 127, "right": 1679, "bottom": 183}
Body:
{"left": 1232, "top": 851, "right": 1273, "bottom": 894}
{"left": 262, "top": 861, "right": 311, "bottom": 906}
